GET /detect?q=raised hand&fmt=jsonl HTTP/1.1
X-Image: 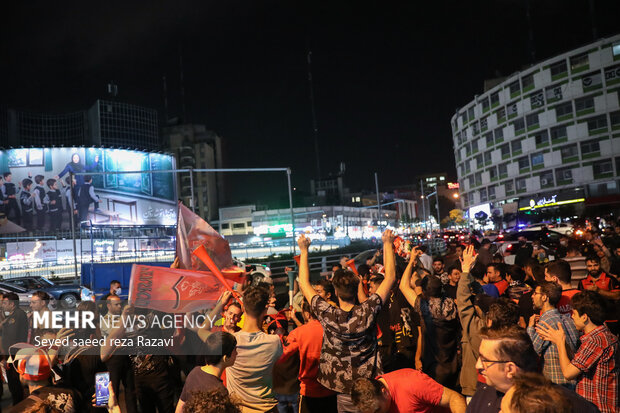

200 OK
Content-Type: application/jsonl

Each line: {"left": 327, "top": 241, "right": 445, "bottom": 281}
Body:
{"left": 382, "top": 229, "right": 395, "bottom": 245}
{"left": 297, "top": 234, "right": 311, "bottom": 252}
{"left": 460, "top": 244, "right": 477, "bottom": 273}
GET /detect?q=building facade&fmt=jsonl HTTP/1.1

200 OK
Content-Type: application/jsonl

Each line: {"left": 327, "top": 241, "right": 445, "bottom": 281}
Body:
{"left": 163, "top": 124, "right": 224, "bottom": 222}
{"left": 452, "top": 35, "right": 620, "bottom": 223}
{"left": 1, "top": 100, "right": 160, "bottom": 150}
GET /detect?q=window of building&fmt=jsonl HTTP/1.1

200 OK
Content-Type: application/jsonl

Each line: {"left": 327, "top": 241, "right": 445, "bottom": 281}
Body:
{"left": 504, "top": 180, "right": 514, "bottom": 193}
{"left": 498, "top": 162, "right": 508, "bottom": 177}
{"left": 531, "top": 152, "right": 545, "bottom": 168}
{"left": 468, "top": 192, "right": 475, "bottom": 205}
{"left": 480, "top": 116, "right": 488, "bottom": 131}
{"left": 555, "top": 167, "right": 573, "bottom": 184}
{"left": 518, "top": 156, "right": 530, "bottom": 170}
{"left": 465, "top": 161, "right": 471, "bottom": 174}
{"left": 570, "top": 53, "right": 588, "bottom": 72}
{"left": 461, "top": 112, "right": 467, "bottom": 124}
{"left": 530, "top": 90, "right": 545, "bottom": 108}
{"left": 522, "top": 73, "right": 534, "bottom": 91}
{"left": 488, "top": 166, "right": 498, "bottom": 180}
{"left": 575, "top": 95, "right": 595, "bottom": 115}
{"left": 475, "top": 172, "right": 482, "bottom": 187}
{"left": 480, "top": 188, "right": 488, "bottom": 202}
{"left": 613, "top": 43, "right": 620, "bottom": 57}
{"left": 465, "top": 143, "right": 472, "bottom": 157}
{"left": 550, "top": 125, "right": 568, "bottom": 142}
{"left": 500, "top": 143, "right": 510, "bottom": 158}
{"left": 488, "top": 185, "right": 496, "bottom": 199}
{"left": 506, "top": 101, "right": 518, "bottom": 118}
{"left": 560, "top": 144, "right": 579, "bottom": 162}
{"left": 481, "top": 97, "right": 490, "bottom": 112}
{"left": 516, "top": 178, "right": 527, "bottom": 191}
{"left": 484, "top": 150, "right": 492, "bottom": 165}
{"left": 586, "top": 115, "right": 607, "bottom": 133}
{"left": 468, "top": 106, "right": 475, "bottom": 120}
{"left": 221, "top": 223, "right": 230, "bottom": 229}
{"left": 539, "top": 170, "right": 554, "bottom": 187}
{"left": 604, "top": 64, "right": 620, "bottom": 85}
{"left": 508, "top": 80, "right": 521, "bottom": 96}
{"left": 485, "top": 132, "right": 494, "bottom": 147}
{"left": 472, "top": 121, "right": 480, "bottom": 135}
{"left": 494, "top": 127, "right": 504, "bottom": 142}
{"left": 472, "top": 139, "right": 479, "bottom": 153}
{"left": 581, "top": 71, "right": 603, "bottom": 91}
{"left": 490, "top": 91, "right": 500, "bottom": 107}
{"left": 468, "top": 175, "right": 474, "bottom": 187}
{"left": 513, "top": 117, "right": 525, "bottom": 134}
{"left": 534, "top": 130, "right": 550, "bottom": 147}
{"left": 545, "top": 83, "right": 564, "bottom": 102}
{"left": 549, "top": 60, "right": 568, "bottom": 77}
{"left": 581, "top": 139, "right": 601, "bottom": 157}
{"left": 593, "top": 159, "right": 613, "bottom": 176}
{"left": 555, "top": 102, "right": 573, "bottom": 119}
{"left": 611, "top": 110, "right": 620, "bottom": 128}
{"left": 232, "top": 223, "right": 245, "bottom": 229}
{"left": 496, "top": 107, "right": 506, "bottom": 123}
{"left": 476, "top": 154, "right": 484, "bottom": 169}
{"left": 511, "top": 140, "right": 522, "bottom": 155}
{"left": 526, "top": 113, "right": 539, "bottom": 129}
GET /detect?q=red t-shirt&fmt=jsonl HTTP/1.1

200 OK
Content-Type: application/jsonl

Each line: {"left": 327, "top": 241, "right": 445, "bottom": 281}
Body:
{"left": 379, "top": 368, "right": 446, "bottom": 413}
{"left": 557, "top": 288, "right": 580, "bottom": 315}
{"left": 279, "top": 319, "right": 335, "bottom": 398}
{"left": 493, "top": 279, "right": 509, "bottom": 296}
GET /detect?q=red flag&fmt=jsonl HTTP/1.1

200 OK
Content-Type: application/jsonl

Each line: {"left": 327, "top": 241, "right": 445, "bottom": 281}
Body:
{"left": 128, "top": 264, "right": 237, "bottom": 313}
{"left": 176, "top": 202, "right": 234, "bottom": 271}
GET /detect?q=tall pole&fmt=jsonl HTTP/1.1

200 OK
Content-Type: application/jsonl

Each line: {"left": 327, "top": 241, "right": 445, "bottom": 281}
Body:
{"left": 287, "top": 169, "right": 296, "bottom": 254}
{"left": 375, "top": 172, "right": 381, "bottom": 229}
{"left": 307, "top": 51, "right": 321, "bottom": 179}
{"left": 69, "top": 172, "right": 78, "bottom": 281}
{"left": 189, "top": 168, "right": 195, "bottom": 213}
{"left": 435, "top": 190, "right": 441, "bottom": 230}
{"left": 420, "top": 179, "right": 427, "bottom": 233}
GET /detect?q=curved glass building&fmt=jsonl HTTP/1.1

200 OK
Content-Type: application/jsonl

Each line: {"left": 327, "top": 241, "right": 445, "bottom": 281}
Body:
{"left": 452, "top": 34, "right": 620, "bottom": 224}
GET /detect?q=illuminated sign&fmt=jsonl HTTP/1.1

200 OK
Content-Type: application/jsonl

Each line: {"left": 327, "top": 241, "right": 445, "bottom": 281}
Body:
{"left": 519, "top": 196, "right": 585, "bottom": 211}
{"left": 447, "top": 182, "right": 460, "bottom": 189}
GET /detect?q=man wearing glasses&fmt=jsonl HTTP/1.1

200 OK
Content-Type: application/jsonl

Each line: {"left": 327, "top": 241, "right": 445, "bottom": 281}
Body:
{"left": 467, "top": 325, "right": 598, "bottom": 413}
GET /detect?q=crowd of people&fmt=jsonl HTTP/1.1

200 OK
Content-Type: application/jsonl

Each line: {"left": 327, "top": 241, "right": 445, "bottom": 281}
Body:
{"left": 0, "top": 226, "right": 619, "bottom": 413}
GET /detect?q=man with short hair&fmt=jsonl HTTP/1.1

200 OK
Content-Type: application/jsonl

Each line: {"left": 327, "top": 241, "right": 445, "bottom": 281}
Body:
{"left": 545, "top": 260, "right": 580, "bottom": 315}
{"left": 536, "top": 291, "right": 619, "bottom": 413}
{"left": 1, "top": 172, "right": 21, "bottom": 224}
{"left": 28, "top": 291, "right": 50, "bottom": 344}
{"left": 468, "top": 325, "right": 597, "bottom": 413}
{"left": 432, "top": 257, "right": 448, "bottom": 284}
{"left": 101, "top": 295, "right": 123, "bottom": 338}
{"left": 175, "top": 331, "right": 237, "bottom": 413}
{"left": 444, "top": 265, "right": 461, "bottom": 300}
{"left": 221, "top": 301, "right": 243, "bottom": 334}
{"left": 487, "top": 264, "right": 509, "bottom": 296}
{"left": 226, "top": 286, "right": 283, "bottom": 413}
{"left": 297, "top": 230, "right": 396, "bottom": 412}
{"left": 350, "top": 369, "right": 466, "bottom": 413}
{"left": 311, "top": 279, "right": 338, "bottom": 307}
{"left": 1, "top": 292, "right": 28, "bottom": 405}
{"left": 77, "top": 174, "right": 99, "bottom": 223}
{"left": 527, "top": 282, "right": 580, "bottom": 387}
{"left": 578, "top": 255, "right": 620, "bottom": 301}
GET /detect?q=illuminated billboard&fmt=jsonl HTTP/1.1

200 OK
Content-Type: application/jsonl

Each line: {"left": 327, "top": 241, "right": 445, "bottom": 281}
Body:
{"left": 0, "top": 147, "right": 177, "bottom": 232}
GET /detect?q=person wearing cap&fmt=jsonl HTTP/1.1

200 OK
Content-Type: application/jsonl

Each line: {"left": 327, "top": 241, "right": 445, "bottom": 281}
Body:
{"left": 7, "top": 347, "right": 77, "bottom": 413}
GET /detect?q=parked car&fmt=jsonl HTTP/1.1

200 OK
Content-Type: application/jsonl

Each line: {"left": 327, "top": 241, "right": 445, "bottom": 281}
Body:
{"left": 233, "top": 258, "right": 272, "bottom": 283}
{"left": 0, "top": 282, "right": 34, "bottom": 307}
{"left": 525, "top": 222, "right": 573, "bottom": 235}
{"left": 3, "top": 276, "right": 92, "bottom": 308}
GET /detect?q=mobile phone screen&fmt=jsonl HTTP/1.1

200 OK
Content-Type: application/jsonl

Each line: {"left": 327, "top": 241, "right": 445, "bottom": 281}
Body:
{"left": 95, "top": 372, "right": 110, "bottom": 406}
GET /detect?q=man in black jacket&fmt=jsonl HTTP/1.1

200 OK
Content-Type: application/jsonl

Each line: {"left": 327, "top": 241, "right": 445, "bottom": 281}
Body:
{"left": 1, "top": 292, "right": 28, "bottom": 405}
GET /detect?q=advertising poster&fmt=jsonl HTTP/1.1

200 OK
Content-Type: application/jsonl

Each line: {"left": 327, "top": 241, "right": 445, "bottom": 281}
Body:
{"left": 0, "top": 147, "right": 177, "bottom": 233}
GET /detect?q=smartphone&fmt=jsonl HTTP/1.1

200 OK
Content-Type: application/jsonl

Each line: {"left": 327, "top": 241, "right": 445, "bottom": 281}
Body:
{"left": 95, "top": 372, "right": 111, "bottom": 406}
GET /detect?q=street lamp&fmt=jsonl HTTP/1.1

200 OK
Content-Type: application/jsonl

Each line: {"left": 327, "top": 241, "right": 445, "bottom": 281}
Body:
{"left": 453, "top": 193, "right": 459, "bottom": 199}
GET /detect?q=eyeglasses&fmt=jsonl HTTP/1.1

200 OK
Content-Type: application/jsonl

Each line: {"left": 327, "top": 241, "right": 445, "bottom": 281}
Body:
{"left": 478, "top": 355, "right": 511, "bottom": 368}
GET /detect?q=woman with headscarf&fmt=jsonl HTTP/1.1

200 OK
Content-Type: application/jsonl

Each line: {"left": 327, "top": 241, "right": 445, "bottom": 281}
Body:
{"left": 55, "top": 152, "right": 99, "bottom": 187}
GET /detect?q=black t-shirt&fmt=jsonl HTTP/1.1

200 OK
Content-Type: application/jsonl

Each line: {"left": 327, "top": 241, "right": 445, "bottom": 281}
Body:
{"left": 444, "top": 284, "right": 458, "bottom": 300}
{"left": 1, "top": 308, "right": 28, "bottom": 352}
{"left": 377, "top": 289, "right": 420, "bottom": 372}
{"left": 180, "top": 367, "right": 227, "bottom": 402}
{"left": 518, "top": 290, "right": 535, "bottom": 323}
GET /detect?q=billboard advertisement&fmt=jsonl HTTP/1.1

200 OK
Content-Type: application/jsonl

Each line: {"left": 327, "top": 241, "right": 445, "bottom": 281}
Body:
{"left": 0, "top": 147, "right": 177, "bottom": 233}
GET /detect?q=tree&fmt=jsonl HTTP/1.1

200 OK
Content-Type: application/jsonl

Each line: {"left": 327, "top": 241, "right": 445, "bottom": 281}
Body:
{"left": 442, "top": 209, "right": 466, "bottom": 227}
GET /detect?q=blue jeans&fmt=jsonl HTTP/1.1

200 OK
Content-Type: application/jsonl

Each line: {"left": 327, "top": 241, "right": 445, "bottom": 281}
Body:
{"left": 275, "top": 393, "right": 299, "bottom": 413}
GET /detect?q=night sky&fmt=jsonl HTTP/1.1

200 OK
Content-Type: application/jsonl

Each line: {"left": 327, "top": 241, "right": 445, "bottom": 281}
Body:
{"left": 2, "top": 1, "right": 620, "bottom": 206}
